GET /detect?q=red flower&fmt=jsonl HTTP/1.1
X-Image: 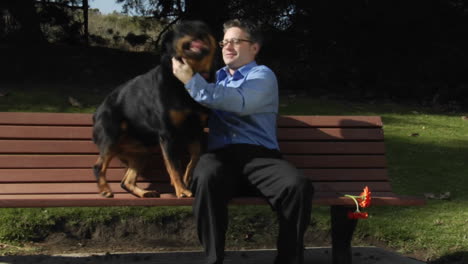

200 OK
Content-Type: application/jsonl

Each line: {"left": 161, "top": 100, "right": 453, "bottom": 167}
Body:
{"left": 344, "top": 186, "right": 372, "bottom": 220}
{"left": 358, "top": 186, "right": 371, "bottom": 208}
{"left": 347, "top": 211, "right": 369, "bottom": 219}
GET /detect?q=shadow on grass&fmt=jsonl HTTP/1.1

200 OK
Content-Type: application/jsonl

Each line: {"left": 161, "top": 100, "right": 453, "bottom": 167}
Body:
{"left": 428, "top": 251, "right": 467, "bottom": 264}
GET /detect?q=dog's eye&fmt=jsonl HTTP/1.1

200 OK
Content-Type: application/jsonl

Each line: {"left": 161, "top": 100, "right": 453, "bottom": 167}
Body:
{"left": 182, "top": 42, "right": 191, "bottom": 50}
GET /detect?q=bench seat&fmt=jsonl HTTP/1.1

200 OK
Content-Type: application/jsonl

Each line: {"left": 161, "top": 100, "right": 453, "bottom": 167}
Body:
{"left": 0, "top": 112, "right": 424, "bottom": 208}
{"left": 0, "top": 112, "right": 425, "bottom": 264}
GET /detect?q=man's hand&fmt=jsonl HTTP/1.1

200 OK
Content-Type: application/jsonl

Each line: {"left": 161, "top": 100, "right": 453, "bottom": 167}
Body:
{"left": 172, "top": 57, "right": 194, "bottom": 85}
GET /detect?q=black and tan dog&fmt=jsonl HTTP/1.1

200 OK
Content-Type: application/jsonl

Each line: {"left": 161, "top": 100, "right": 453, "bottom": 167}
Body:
{"left": 92, "top": 21, "right": 216, "bottom": 198}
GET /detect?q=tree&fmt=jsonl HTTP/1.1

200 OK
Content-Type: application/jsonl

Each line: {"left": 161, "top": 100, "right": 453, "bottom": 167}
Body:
{"left": 116, "top": 0, "right": 302, "bottom": 46}
{"left": 1, "top": 0, "right": 91, "bottom": 45}
{"left": 83, "top": 0, "right": 89, "bottom": 45}
{"left": 116, "top": 0, "right": 229, "bottom": 43}
{"left": 0, "top": 0, "right": 46, "bottom": 44}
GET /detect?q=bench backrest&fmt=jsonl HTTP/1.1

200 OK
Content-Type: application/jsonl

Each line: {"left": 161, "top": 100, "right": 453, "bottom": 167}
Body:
{"left": 0, "top": 112, "right": 392, "bottom": 205}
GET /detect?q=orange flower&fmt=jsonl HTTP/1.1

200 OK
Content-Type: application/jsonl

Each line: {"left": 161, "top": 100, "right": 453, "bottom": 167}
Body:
{"left": 344, "top": 186, "right": 372, "bottom": 220}
{"left": 358, "top": 186, "right": 371, "bottom": 208}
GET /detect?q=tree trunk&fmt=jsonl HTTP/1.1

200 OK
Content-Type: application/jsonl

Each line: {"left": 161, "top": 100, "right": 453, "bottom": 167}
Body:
{"left": 5, "top": 0, "right": 46, "bottom": 44}
{"left": 83, "top": 0, "right": 89, "bottom": 45}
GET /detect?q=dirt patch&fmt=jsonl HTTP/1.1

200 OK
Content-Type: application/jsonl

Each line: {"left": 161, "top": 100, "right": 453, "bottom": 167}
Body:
{"left": 0, "top": 216, "right": 438, "bottom": 263}
{"left": 26, "top": 217, "right": 200, "bottom": 255}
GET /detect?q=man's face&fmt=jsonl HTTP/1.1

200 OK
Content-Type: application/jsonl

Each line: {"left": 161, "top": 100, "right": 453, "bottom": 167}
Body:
{"left": 222, "top": 27, "right": 259, "bottom": 74}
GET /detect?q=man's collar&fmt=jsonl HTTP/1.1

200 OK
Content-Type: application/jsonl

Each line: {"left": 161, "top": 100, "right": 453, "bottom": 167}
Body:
{"left": 218, "top": 61, "right": 258, "bottom": 80}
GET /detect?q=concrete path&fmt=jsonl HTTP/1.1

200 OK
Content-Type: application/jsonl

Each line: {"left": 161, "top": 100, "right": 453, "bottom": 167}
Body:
{"left": 0, "top": 247, "right": 426, "bottom": 264}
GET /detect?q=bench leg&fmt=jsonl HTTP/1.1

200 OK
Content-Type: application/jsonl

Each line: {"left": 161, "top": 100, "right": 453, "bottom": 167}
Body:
{"left": 331, "top": 205, "right": 358, "bottom": 264}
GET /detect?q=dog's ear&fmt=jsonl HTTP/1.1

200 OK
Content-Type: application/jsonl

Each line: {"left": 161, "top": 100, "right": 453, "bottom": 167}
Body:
{"left": 160, "top": 29, "right": 175, "bottom": 56}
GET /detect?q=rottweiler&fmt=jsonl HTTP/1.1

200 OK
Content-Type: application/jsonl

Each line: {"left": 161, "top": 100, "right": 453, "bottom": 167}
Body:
{"left": 92, "top": 21, "right": 216, "bottom": 198}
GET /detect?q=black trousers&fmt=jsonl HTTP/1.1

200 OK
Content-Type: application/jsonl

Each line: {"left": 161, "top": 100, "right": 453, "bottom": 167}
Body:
{"left": 190, "top": 144, "right": 314, "bottom": 264}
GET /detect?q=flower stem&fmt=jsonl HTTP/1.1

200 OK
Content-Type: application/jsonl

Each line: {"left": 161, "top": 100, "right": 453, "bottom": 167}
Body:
{"left": 344, "top": 194, "right": 360, "bottom": 212}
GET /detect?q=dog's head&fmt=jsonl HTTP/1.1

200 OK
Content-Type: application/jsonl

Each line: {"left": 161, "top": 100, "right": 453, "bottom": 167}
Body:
{"left": 163, "top": 20, "right": 217, "bottom": 79}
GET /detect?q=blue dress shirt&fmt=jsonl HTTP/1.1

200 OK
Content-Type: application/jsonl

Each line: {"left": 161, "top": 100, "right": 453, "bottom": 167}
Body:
{"left": 185, "top": 61, "right": 279, "bottom": 151}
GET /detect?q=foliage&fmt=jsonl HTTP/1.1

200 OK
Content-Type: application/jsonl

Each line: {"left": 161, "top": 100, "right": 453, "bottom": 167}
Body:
{"left": 87, "top": 10, "right": 163, "bottom": 51}
{"left": 3, "top": 0, "right": 468, "bottom": 103}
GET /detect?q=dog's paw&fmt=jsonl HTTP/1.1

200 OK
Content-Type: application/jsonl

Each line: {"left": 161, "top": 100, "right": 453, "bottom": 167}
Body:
{"left": 142, "top": 191, "right": 160, "bottom": 198}
{"left": 177, "top": 189, "right": 193, "bottom": 198}
{"left": 100, "top": 191, "right": 114, "bottom": 198}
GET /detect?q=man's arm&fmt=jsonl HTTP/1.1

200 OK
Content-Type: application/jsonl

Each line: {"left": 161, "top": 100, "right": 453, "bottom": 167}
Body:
{"left": 186, "top": 71, "right": 277, "bottom": 116}
{"left": 172, "top": 58, "right": 278, "bottom": 116}
{"left": 172, "top": 58, "right": 194, "bottom": 84}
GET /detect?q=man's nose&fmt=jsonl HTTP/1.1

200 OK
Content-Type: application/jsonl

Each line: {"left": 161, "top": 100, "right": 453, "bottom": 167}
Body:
{"left": 223, "top": 41, "right": 235, "bottom": 48}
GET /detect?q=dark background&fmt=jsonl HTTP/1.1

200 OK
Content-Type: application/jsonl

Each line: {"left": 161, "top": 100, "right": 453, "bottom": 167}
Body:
{"left": 2, "top": 0, "right": 468, "bottom": 109}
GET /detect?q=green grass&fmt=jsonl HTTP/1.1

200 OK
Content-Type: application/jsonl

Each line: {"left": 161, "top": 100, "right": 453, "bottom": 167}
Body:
{"left": 0, "top": 92, "right": 467, "bottom": 262}
{"left": 0, "top": 84, "right": 102, "bottom": 113}
{"left": 280, "top": 96, "right": 468, "bottom": 199}
{"left": 0, "top": 207, "right": 193, "bottom": 242}
{"left": 280, "top": 96, "right": 468, "bottom": 262}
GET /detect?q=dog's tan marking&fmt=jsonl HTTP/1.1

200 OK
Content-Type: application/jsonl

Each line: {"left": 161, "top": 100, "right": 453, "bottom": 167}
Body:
{"left": 175, "top": 36, "right": 195, "bottom": 57}
{"left": 120, "top": 121, "right": 128, "bottom": 131}
{"left": 183, "top": 141, "right": 201, "bottom": 186}
{"left": 160, "top": 142, "right": 193, "bottom": 198}
{"left": 118, "top": 136, "right": 147, "bottom": 153}
{"left": 175, "top": 35, "right": 217, "bottom": 75}
{"left": 169, "top": 109, "right": 191, "bottom": 127}
{"left": 95, "top": 154, "right": 115, "bottom": 198}
{"left": 198, "top": 112, "right": 209, "bottom": 127}
{"left": 192, "top": 35, "right": 217, "bottom": 73}
{"left": 120, "top": 156, "right": 159, "bottom": 198}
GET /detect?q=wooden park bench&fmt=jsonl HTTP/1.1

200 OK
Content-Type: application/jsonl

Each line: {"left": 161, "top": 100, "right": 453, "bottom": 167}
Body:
{"left": 0, "top": 112, "right": 425, "bottom": 264}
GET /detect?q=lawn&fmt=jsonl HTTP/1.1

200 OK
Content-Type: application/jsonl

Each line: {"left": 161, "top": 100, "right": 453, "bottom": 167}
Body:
{"left": 0, "top": 87, "right": 466, "bottom": 263}
{"left": 282, "top": 96, "right": 468, "bottom": 262}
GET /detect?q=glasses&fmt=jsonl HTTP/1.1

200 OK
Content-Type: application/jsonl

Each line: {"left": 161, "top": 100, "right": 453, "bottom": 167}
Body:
{"left": 219, "top": 38, "right": 253, "bottom": 48}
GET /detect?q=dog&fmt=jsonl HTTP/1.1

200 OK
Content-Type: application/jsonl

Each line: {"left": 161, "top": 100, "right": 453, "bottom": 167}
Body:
{"left": 92, "top": 21, "right": 216, "bottom": 198}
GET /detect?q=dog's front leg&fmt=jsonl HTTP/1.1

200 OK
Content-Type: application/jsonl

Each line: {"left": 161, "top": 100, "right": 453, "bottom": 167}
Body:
{"left": 120, "top": 156, "right": 160, "bottom": 198}
{"left": 183, "top": 141, "right": 201, "bottom": 187}
{"left": 159, "top": 140, "right": 193, "bottom": 198}
{"left": 93, "top": 155, "right": 114, "bottom": 198}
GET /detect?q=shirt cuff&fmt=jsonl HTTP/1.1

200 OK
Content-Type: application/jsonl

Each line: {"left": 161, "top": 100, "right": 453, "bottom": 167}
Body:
{"left": 185, "top": 73, "right": 207, "bottom": 98}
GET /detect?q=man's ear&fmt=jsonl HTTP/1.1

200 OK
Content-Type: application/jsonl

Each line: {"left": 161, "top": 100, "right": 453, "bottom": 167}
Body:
{"left": 252, "top": 43, "right": 260, "bottom": 56}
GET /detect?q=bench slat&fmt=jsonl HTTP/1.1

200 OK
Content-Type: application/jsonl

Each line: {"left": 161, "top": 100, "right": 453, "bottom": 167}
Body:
{"left": 0, "top": 192, "right": 425, "bottom": 207}
{"left": 0, "top": 140, "right": 385, "bottom": 155}
{"left": 279, "top": 142, "right": 385, "bottom": 154}
{"left": 286, "top": 155, "right": 387, "bottom": 168}
{"left": 0, "top": 155, "right": 387, "bottom": 168}
{"left": 0, "top": 126, "right": 93, "bottom": 139}
{"left": 0, "top": 168, "right": 389, "bottom": 182}
{"left": 0, "top": 113, "right": 383, "bottom": 128}
{"left": 0, "top": 155, "right": 121, "bottom": 168}
{"left": 0, "top": 181, "right": 393, "bottom": 195}
{"left": 0, "top": 112, "right": 92, "bottom": 126}
{"left": 0, "top": 192, "right": 397, "bottom": 199}
{"left": 0, "top": 140, "right": 97, "bottom": 153}
{"left": 277, "top": 128, "right": 383, "bottom": 140}
{"left": 0, "top": 126, "right": 384, "bottom": 141}
{"left": 277, "top": 116, "right": 383, "bottom": 128}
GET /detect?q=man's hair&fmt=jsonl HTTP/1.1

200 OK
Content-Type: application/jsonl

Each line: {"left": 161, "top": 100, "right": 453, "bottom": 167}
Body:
{"left": 223, "top": 19, "right": 263, "bottom": 46}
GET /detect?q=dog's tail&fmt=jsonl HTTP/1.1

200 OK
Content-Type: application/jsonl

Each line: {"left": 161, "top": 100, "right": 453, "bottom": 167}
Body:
{"left": 92, "top": 104, "right": 123, "bottom": 152}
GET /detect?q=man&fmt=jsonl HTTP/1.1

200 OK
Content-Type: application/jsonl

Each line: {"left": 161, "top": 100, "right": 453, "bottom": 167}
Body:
{"left": 172, "top": 19, "right": 313, "bottom": 264}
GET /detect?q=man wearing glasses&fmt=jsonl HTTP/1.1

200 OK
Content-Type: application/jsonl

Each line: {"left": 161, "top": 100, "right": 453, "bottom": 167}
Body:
{"left": 172, "top": 19, "right": 313, "bottom": 264}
